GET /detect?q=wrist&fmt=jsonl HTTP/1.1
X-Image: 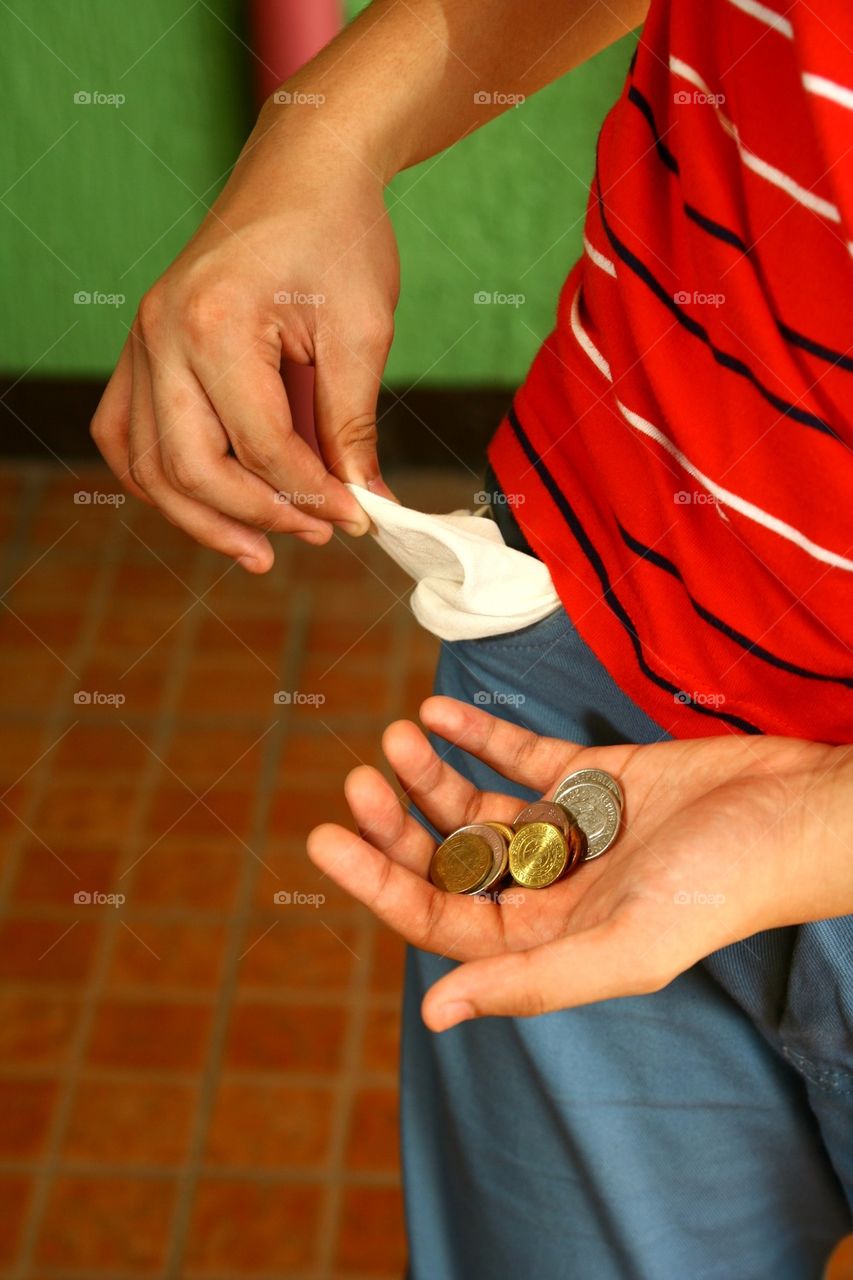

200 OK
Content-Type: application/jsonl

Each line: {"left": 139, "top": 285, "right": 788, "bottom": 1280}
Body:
{"left": 766, "top": 745, "right": 853, "bottom": 929}
{"left": 254, "top": 80, "right": 401, "bottom": 188}
{"left": 803, "top": 746, "right": 853, "bottom": 917}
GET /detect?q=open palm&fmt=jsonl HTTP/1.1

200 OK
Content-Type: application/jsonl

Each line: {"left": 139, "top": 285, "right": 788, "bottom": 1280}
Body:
{"left": 308, "top": 696, "right": 837, "bottom": 1029}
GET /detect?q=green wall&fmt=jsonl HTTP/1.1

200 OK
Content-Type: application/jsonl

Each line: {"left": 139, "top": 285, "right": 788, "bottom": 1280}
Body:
{"left": 0, "top": 1, "right": 635, "bottom": 386}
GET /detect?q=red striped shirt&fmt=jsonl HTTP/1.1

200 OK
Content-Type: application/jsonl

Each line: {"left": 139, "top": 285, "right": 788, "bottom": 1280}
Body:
{"left": 489, "top": 0, "right": 853, "bottom": 741}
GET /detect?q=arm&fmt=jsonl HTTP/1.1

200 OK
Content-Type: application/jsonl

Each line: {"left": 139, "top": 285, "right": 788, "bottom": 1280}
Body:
{"left": 258, "top": 0, "right": 652, "bottom": 179}
{"left": 91, "top": 0, "right": 648, "bottom": 570}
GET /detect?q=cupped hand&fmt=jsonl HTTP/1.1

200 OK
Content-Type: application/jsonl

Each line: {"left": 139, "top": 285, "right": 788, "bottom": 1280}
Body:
{"left": 91, "top": 100, "right": 400, "bottom": 569}
{"left": 308, "top": 696, "right": 843, "bottom": 1029}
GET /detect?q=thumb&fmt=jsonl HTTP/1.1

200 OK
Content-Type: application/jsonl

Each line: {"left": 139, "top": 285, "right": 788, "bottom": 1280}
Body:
{"left": 313, "top": 315, "right": 394, "bottom": 495}
{"left": 421, "top": 921, "right": 666, "bottom": 1030}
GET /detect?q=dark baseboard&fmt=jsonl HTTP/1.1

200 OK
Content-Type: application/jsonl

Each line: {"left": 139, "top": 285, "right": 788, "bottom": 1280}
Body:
{"left": 0, "top": 378, "right": 512, "bottom": 470}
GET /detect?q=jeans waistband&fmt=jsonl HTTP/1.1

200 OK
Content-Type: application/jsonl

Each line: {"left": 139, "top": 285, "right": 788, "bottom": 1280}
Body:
{"left": 482, "top": 461, "right": 539, "bottom": 559}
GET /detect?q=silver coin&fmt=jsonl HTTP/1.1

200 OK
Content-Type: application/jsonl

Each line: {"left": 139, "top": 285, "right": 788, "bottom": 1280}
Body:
{"left": 553, "top": 781, "right": 621, "bottom": 859}
{"left": 512, "top": 800, "right": 572, "bottom": 838}
{"left": 453, "top": 823, "right": 509, "bottom": 894}
{"left": 555, "top": 768, "right": 623, "bottom": 811}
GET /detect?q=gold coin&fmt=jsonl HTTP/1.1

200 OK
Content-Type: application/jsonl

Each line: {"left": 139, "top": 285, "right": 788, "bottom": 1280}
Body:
{"left": 429, "top": 831, "right": 493, "bottom": 894}
{"left": 508, "top": 821, "right": 568, "bottom": 889}
{"left": 475, "top": 824, "right": 510, "bottom": 892}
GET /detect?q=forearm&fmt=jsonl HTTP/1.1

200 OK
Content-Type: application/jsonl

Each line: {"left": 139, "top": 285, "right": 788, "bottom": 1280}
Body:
{"left": 254, "top": 0, "right": 649, "bottom": 183}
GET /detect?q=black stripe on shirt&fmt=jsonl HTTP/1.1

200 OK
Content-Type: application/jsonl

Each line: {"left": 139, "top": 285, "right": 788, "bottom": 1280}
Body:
{"left": 617, "top": 521, "right": 853, "bottom": 689}
{"left": 626, "top": 83, "right": 853, "bottom": 373}
{"left": 627, "top": 85, "right": 679, "bottom": 173}
{"left": 776, "top": 320, "right": 853, "bottom": 373}
{"left": 595, "top": 174, "right": 841, "bottom": 439}
{"left": 506, "top": 405, "right": 763, "bottom": 733}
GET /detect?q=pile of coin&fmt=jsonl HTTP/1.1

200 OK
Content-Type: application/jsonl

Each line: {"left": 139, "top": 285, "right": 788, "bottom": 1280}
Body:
{"left": 429, "top": 768, "right": 623, "bottom": 894}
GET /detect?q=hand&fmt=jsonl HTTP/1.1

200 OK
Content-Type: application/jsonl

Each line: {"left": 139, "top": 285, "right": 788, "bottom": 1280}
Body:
{"left": 308, "top": 696, "right": 851, "bottom": 1029}
{"left": 91, "top": 100, "right": 400, "bottom": 570}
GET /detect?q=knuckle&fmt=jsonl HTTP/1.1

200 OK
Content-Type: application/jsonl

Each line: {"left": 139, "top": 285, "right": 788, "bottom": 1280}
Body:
{"left": 164, "top": 450, "right": 206, "bottom": 496}
{"left": 512, "top": 733, "right": 538, "bottom": 775}
{"left": 89, "top": 409, "right": 105, "bottom": 446}
{"left": 354, "top": 309, "right": 394, "bottom": 354}
{"left": 338, "top": 412, "right": 378, "bottom": 451}
{"left": 420, "top": 887, "right": 446, "bottom": 940}
{"left": 128, "top": 454, "right": 156, "bottom": 490}
{"left": 233, "top": 437, "right": 279, "bottom": 477}
{"left": 182, "top": 286, "right": 234, "bottom": 344}
{"left": 516, "top": 954, "right": 548, "bottom": 1016}
{"left": 136, "top": 286, "right": 166, "bottom": 341}
{"left": 367, "top": 854, "right": 395, "bottom": 915}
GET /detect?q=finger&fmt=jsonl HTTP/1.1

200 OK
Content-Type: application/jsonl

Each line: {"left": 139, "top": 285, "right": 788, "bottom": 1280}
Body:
{"left": 90, "top": 341, "right": 154, "bottom": 505}
{"left": 126, "top": 329, "right": 276, "bottom": 571}
{"left": 421, "top": 919, "right": 656, "bottom": 1030}
{"left": 307, "top": 822, "right": 503, "bottom": 958}
{"left": 420, "top": 696, "right": 591, "bottom": 793}
{"left": 313, "top": 316, "right": 389, "bottom": 492}
{"left": 382, "top": 719, "right": 521, "bottom": 835}
{"left": 344, "top": 764, "right": 434, "bottom": 872}
{"left": 147, "top": 356, "right": 332, "bottom": 544}
{"left": 192, "top": 334, "right": 370, "bottom": 535}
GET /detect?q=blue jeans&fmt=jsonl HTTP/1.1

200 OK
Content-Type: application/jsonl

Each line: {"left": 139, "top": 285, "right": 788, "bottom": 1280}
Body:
{"left": 401, "top": 608, "right": 852, "bottom": 1280}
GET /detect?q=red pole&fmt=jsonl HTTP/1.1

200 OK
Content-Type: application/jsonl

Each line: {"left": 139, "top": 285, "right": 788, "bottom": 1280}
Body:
{"left": 249, "top": 0, "right": 344, "bottom": 452}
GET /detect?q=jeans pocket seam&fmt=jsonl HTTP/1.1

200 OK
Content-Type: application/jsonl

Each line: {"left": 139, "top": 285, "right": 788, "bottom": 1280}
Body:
{"left": 782, "top": 1045, "right": 853, "bottom": 1094}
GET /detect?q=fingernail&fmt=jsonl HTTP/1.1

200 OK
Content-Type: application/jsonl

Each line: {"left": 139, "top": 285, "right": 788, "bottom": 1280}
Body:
{"left": 335, "top": 515, "right": 370, "bottom": 537}
{"left": 434, "top": 1000, "right": 475, "bottom": 1031}
{"left": 367, "top": 476, "right": 398, "bottom": 502}
{"left": 237, "top": 554, "right": 261, "bottom": 572}
{"left": 298, "top": 529, "right": 330, "bottom": 545}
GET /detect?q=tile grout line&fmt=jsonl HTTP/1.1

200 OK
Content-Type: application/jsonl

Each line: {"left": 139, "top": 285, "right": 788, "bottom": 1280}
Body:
{"left": 314, "top": 602, "right": 411, "bottom": 1275}
{"left": 162, "top": 565, "right": 311, "bottom": 1276}
{"left": 11, "top": 525, "right": 213, "bottom": 1279}
{"left": 0, "top": 1158, "right": 402, "bottom": 1185}
{"left": 6, "top": 481, "right": 136, "bottom": 1275}
{"left": 24, "top": 1269, "right": 401, "bottom": 1280}
{"left": 0, "top": 467, "right": 75, "bottom": 910}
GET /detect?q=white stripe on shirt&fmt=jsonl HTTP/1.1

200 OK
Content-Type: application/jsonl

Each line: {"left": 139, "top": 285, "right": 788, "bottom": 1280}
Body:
{"left": 725, "top": 0, "right": 793, "bottom": 39}
{"left": 583, "top": 234, "right": 617, "bottom": 278}
{"left": 568, "top": 286, "right": 853, "bottom": 573}
{"left": 803, "top": 71, "right": 853, "bottom": 112}
{"left": 670, "top": 56, "right": 842, "bottom": 224}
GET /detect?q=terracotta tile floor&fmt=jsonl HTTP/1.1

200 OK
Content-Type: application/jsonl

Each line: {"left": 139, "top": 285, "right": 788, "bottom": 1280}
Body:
{"left": 0, "top": 461, "right": 475, "bottom": 1279}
